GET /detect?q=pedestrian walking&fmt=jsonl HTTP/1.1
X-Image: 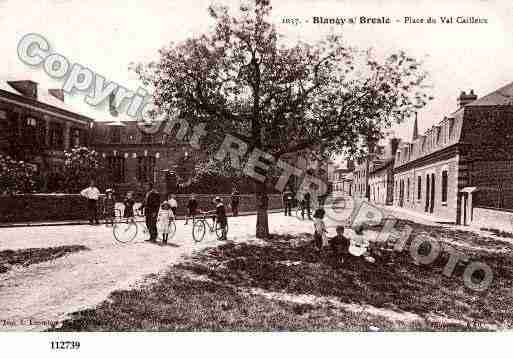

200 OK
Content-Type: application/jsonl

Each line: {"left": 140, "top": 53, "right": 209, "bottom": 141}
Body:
{"left": 141, "top": 182, "right": 160, "bottom": 242}
{"left": 185, "top": 193, "right": 198, "bottom": 225}
{"left": 231, "top": 189, "right": 240, "bottom": 217}
{"left": 158, "top": 196, "right": 175, "bottom": 244}
{"left": 103, "top": 189, "right": 116, "bottom": 226}
{"left": 80, "top": 179, "right": 100, "bottom": 225}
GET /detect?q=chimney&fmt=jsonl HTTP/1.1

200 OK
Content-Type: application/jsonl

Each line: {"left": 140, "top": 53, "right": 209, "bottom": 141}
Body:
{"left": 458, "top": 90, "right": 477, "bottom": 108}
{"left": 109, "top": 92, "right": 118, "bottom": 117}
{"left": 412, "top": 112, "right": 419, "bottom": 141}
{"left": 48, "top": 89, "right": 64, "bottom": 102}
{"left": 8, "top": 80, "right": 38, "bottom": 99}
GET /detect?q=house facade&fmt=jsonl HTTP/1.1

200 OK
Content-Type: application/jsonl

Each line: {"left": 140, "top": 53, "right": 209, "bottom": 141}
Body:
{"left": 393, "top": 85, "right": 513, "bottom": 224}
{"left": 369, "top": 138, "right": 400, "bottom": 205}
{"left": 0, "top": 80, "right": 93, "bottom": 191}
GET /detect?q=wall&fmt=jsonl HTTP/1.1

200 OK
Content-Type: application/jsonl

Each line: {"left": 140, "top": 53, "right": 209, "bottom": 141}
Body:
{"left": 0, "top": 193, "right": 285, "bottom": 223}
{"left": 472, "top": 207, "right": 513, "bottom": 232}
{"left": 393, "top": 155, "right": 460, "bottom": 222}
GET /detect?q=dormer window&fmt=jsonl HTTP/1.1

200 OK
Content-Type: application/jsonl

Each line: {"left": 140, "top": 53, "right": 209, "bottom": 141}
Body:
{"left": 448, "top": 118, "right": 455, "bottom": 139}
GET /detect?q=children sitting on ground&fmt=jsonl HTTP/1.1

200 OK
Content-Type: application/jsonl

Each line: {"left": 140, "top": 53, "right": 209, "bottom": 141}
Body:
{"left": 312, "top": 208, "right": 328, "bottom": 252}
{"left": 158, "top": 195, "right": 175, "bottom": 244}
{"left": 329, "top": 225, "right": 351, "bottom": 265}
{"left": 349, "top": 224, "right": 376, "bottom": 263}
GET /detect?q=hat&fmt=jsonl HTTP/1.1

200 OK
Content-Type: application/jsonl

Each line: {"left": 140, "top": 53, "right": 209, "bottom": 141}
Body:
{"left": 106, "top": 188, "right": 113, "bottom": 193}
{"left": 215, "top": 196, "right": 221, "bottom": 201}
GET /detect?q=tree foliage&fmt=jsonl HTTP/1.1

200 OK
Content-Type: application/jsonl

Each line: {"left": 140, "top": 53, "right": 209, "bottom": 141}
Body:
{"left": 132, "top": 0, "right": 432, "bottom": 236}
{"left": 63, "top": 147, "right": 104, "bottom": 193}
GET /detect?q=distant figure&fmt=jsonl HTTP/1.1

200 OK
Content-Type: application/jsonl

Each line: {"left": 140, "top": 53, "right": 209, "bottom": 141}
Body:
{"left": 123, "top": 191, "right": 135, "bottom": 220}
{"left": 302, "top": 192, "right": 312, "bottom": 220}
{"left": 168, "top": 194, "right": 178, "bottom": 217}
{"left": 185, "top": 193, "right": 198, "bottom": 225}
{"left": 141, "top": 182, "right": 160, "bottom": 242}
{"left": 231, "top": 189, "right": 240, "bottom": 217}
{"left": 283, "top": 191, "right": 293, "bottom": 216}
{"left": 80, "top": 179, "right": 100, "bottom": 225}
{"left": 158, "top": 195, "right": 175, "bottom": 244}
{"left": 103, "top": 189, "right": 116, "bottom": 226}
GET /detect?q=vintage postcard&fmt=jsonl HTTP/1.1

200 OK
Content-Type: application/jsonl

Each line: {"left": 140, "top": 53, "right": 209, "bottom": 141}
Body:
{"left": 0, "top": 0, "right": 511, "bottom": 356}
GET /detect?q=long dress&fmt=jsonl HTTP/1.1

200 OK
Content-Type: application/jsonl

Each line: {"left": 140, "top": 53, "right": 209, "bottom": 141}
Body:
{"left": 158, "top": 201, "right": 174, "bottom": 234}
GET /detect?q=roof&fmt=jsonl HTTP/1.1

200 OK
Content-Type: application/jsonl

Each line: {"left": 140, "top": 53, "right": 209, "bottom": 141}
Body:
{"left": 466, "top": 81, "right": 513, "bottom": 107}
{"left": 0, "top": 78, "right": 97, "bottom": 122}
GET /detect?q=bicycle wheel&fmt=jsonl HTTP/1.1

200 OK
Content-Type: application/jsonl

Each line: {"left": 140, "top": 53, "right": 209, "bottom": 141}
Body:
{"left": 215, "top": 222, "right": 228, "bottom": 240}
{"left": 192, "top": 220, "right": 206, "bottom": 242}
{"left": 113, "top": 220, "right": 138, "bottom": 244}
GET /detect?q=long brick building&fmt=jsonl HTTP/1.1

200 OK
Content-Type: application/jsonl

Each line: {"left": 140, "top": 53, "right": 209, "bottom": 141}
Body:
{"left": 0, "top": 79, "right": 93, "bottom": 191}
{"left": 393, "top": 84, "right": 513, "bottom": 224}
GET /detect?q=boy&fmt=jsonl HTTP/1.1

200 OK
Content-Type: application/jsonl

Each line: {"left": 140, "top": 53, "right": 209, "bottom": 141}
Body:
{"left": 329, "top": 225, "right": 351, "bottom": 265}
{"left": 103, "top": 189, "right": 116, "bottom": 226}
{"left": 215, "top": 196, "right": 227, "bottom": 240}
{"left": 185, "top": 193, "right": 198, "bottom": 225}
{"left": 312, "top": 208, "right": 327, "bottom": 252}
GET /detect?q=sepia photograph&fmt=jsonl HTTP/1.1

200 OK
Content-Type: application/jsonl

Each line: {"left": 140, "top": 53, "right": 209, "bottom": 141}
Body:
{"left": 0, "top": 0, "right": 512, "bottom": 356}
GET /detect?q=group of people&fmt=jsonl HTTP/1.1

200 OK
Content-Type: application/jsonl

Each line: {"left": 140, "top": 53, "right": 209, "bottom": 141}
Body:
{"left": 283, "top": 191, "right": 312, "bottom": 220}
{"left": 80, "top": 181, "right": 239, "bottom": 243}
{"left": 312, "top": 207, "right": 376, "bottom": 265}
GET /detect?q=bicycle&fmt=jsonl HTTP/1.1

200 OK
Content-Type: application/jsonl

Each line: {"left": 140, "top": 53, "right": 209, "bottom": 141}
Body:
{"left": 112, "top": 206, "right": 176, "bottom": 244}
{"left": 192, "top": 211, "right": 228, "bottom": 242}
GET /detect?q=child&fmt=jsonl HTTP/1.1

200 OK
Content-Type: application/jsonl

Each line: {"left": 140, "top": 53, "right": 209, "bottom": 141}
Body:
{"left": 158, "top": 195, "right": 175, "bottom": 244}
{"left": 350, "top": 225, "right": 376, "bottom": 263}
{"left": 123, "top": 191, "right": 135, "bottom": 222}
{"left": 168, "top": 194, "right": 178, "bottom": 217}
{"left": 214, "top": 196, "right": 227, "bottom": 240}
{"left": 329, "top": 225, "right": 351, "bottom": 265}
{"left": 312, "top": 208, "right": 327, "bottom": 252}
{"left": 103, "top": 189, "right": 116, "bottom": 226}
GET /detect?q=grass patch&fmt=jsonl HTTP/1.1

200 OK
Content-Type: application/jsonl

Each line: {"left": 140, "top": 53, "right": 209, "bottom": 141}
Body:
{"left": 53, "top": 219, "right": 513, "bottom": 331}
{"left": 480, "top": 227, "right": 513, "bottom": 240}
{"left": 0, "top": 245, "right": 89, "bottom": 273}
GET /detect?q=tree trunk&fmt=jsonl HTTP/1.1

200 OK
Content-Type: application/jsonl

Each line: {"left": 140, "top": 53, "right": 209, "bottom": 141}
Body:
{"left": 255, "top": 180, "right": 269, "bottom": 238}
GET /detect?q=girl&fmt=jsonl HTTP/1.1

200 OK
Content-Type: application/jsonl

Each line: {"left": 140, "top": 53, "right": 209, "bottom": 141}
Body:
{"left": 349, "top": 225, "right": 376, "bottom": 263}
{"left": 158, "top": 195, "right": 175, "bottom": 244}
{"left": 312, "top": 208, "right": 328, "bottom": 252}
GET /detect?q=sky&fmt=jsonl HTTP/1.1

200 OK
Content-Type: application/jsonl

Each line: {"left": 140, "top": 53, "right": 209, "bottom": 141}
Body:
{"left": 1, "top": 0, "right": 513, "bottom": 154}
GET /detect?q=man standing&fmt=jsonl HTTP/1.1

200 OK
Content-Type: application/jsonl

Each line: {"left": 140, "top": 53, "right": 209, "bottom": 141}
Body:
{"left": 302, "top": 191, "right": 312, "bottom": 220}
{"left": 185, "top": 193, "right": 198, "bottom": 225}
{"left": 80, "top": 179, "right": 100, "bottom": 225}
{"left": 142, "top": 182, "right": 160, "bottom": 242}
{"left": 283, "top": 191, "right": 292, "bottom": 216}
{"left": 231, "top": 189, "right": 240, "bottom": 217}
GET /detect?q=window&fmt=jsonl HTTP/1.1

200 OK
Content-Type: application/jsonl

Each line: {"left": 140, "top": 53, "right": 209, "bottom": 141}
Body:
{"left": 137, "top": 156, "right": 156, "bottom": 182}
{"left": 49, "top": 122, "right": 64, "bottom": 149}
{"left": 71, "top": 128, "right": 81, "bottom": 148}
{"left": 448, "top": 119, "right": 455, "bottom": 139}
{"left": 417, "top": 176, "right": 422, "bottom": 200}
{"left": 407, "top": 178, "right": 410, "bottom": 201}
{"left": 110, "top": 128, "right": 121, "bottom": 143}
{"left": 441, "top": 170, "right": 448, "bottom": 204}
{"left": 141, "top": 133, "right": 153, "bottom": 143}
{"left": 107, "top": 156, "right": 125, "bottom": 183}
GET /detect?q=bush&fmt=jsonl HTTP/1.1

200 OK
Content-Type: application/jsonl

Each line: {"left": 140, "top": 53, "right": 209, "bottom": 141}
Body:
{"left": 0, "top": 154, "right": 37, "bottom": 194}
